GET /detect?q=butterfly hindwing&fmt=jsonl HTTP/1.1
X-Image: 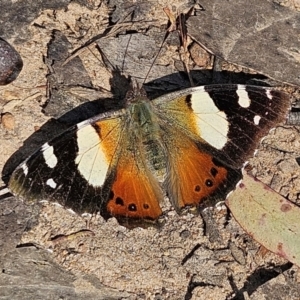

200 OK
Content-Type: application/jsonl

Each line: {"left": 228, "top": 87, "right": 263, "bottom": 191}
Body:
{"left": 105, "top": 149, "right": 163, "bottom": 220}
{"left": 162, "top": 127, "right": 239, "bottom": 211}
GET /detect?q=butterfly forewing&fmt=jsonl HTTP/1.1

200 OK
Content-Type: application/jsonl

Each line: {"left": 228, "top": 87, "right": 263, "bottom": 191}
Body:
{"left": 153, "top": 85, "right": 290, "bottom": 168}
{"left": 9, "top": 113, "right": 126, "bottom": 214}
{"left": 204, "top": 85, "right": 290, "bottom": 166}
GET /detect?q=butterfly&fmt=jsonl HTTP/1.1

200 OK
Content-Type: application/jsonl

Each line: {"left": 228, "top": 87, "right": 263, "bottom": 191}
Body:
{"left": 8, "top": 83, "right": 290, "bottom": 225}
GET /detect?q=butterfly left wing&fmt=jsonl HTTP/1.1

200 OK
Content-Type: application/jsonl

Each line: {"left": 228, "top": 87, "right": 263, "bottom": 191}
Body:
{"left": 9, "top": 112, "right": 127, "bottom": 214}
{"left": 9, "top": 109, "right": 164, "bottom": 222}
{"left": 153, "top": 84, "right": 290, "bottom": 210}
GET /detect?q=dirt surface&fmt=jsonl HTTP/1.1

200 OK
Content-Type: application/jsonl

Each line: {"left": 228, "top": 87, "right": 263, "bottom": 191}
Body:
{"left": 1, "top": 1, "right": 300, "bottom": 299}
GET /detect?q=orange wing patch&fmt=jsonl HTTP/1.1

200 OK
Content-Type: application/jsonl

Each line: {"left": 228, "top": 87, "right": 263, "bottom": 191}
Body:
{"left": 94, "top": 118, "right": 123, "bottom": 161}
{"left": 166, "top": 138, "right": 228, "bottom": 210}
{"left": 106, "top": 154, "right": 163, "bottom": 220}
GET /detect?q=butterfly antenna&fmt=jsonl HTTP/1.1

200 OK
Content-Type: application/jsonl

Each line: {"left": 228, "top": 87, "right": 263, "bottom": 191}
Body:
{"left": 142, "top": 30, "right": 170, "bottom": 86}
{"left": 63, "top": 8, "right": 145, "bottom": 66}
{"left": 142, "top": 5, "right": 196, "bottom": 86}
{"left": 122, "top": 34, "right": 133, "bottom": 74}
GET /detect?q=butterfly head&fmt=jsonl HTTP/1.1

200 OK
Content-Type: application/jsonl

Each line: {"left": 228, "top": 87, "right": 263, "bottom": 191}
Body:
{"left": 124, "top": 80, "right": 149, "bottom": 106}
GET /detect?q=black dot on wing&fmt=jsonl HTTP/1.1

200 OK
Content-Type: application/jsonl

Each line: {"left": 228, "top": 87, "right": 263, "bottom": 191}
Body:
{"left": 212, "top": 157, "right": 223, "bottom": 167}
{"left": 109, "top": 190, "right": 114, "bottom": 200}
{"left": 210, "top": 167, "right": 218, "bottom": 177}
{"left": 185, "top": 95, "right": 192, "bottom": 109}
{"left": 92, "top": 123, "right": 101, "bottom": 135}
{"left": 194, "top": 185, "right": 201, "bottom": 192}
{"left": 143, "top": 203, "right": 149, "bottom": 209}
{"left": 128, "top": 203, "right": 137, "bottom": 211}
{"left": 205, "top": 179, "right": 213, "bottom": 187}
{"left": 115, "top": 197, "right": 124, "bottom": 206}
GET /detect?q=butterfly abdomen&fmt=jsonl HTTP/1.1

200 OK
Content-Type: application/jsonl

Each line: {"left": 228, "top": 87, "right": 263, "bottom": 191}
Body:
{"left": 128, "top": 100, "right": 167, "bottom": 180}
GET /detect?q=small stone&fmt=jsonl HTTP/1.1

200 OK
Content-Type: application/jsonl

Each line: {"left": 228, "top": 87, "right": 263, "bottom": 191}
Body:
{"left": 277, "top": 159, "right": 299, "bottom": 173}
{"left": 229, "top": 241, "right": 246, "bottom": 265}
{"left": 180, "top": 229, "right": 191, "bottom": 239}
{"left": 0, "top": 38, "right": 23, "bottom": 85}
{"left": 1, "top": 112, "right": 15, "bottom": 130}
{"left": 189, "top": 42, "right": 212, "bottom": 68}
{"left": 280, "top": 185, "right": 290, "bottom": 197}
{"left": 270, "top": 173, "right": 283, "bottom": 191}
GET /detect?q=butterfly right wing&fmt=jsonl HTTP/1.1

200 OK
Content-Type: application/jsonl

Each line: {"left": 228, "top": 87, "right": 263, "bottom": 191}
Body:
{"left": 153, "top": 85, "right": 290, "bottom": 168}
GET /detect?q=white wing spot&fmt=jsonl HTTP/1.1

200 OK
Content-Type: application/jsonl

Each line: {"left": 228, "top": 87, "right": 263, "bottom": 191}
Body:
{"left": 191, "top": 92, "right": 229, "bottom": 149}
{"left": 236, "top": 86, "right": 251, "bottom": 108}
{"left": 254, "top": 115, "right": 261, "bottom": 125}
{"left": 42, "top": 143, "right": 58, "bottom": 168}
{"left": 266, "top": 89, "right": 273, "bottom": 100}
{"left": 46, "top": 178, "right": 57, "bottom": 189}
{"left": 21, "top": 164, "right": 28, "bottom": 176}
{"left": 75, "top": 125, "right": 110, "bottom": 187}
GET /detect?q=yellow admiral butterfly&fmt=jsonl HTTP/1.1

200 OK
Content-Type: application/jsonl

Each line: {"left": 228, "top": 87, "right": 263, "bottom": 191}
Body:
{"left": 8, "top": 84, "right": 290, "bottom": 224}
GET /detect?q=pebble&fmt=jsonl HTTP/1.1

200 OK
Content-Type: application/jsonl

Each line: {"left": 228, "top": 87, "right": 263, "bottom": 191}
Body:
{"left": 0, "top": 38, "right": 23, "bottom": 85}
{"left": 1, "top": 112, "right": 15, "bottom": 130}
